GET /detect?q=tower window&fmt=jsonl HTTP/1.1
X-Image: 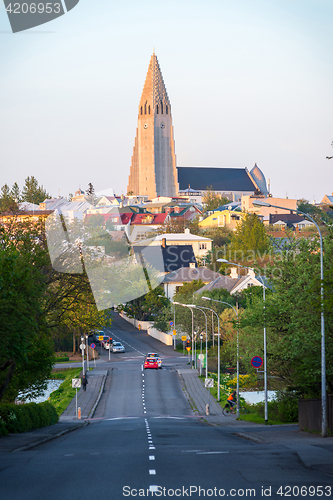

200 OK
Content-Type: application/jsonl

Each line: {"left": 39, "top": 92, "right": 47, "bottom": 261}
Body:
{"left": 160, "top": 101, "right": 163, "bottom": 114}
{"left": 166, "top": 105, "right": 168, "bottom": 115}
{"left": 156, "top": 105, "right": 159, "bottom": 114}
{"left": 140, "top": 106, "right": 142, "bottom": 115}
{"left": 144, "top": 102, "right": 147, "bottom": 114}
{"left": 148, "top": 105, "right": 150, "bottom": 114}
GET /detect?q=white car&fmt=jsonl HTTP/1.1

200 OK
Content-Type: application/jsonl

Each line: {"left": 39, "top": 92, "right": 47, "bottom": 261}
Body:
{"left": 146, "top": 352, "right": 162, "bottom": 368}
{"left": 111, "top": 342, "right": 125, "bottom": 353}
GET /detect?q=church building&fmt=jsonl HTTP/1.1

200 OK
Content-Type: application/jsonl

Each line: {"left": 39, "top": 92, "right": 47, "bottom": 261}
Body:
{"left": 127, "top": 53, "right": 178, "bottom": 200}
{"left": 128, "top": 54, "right": 268, "bottom": 201}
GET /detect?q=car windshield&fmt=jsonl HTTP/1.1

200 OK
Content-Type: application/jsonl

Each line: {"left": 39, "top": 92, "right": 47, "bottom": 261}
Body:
{"left": 113, "top": 342, "right": 121, "bottom": 346}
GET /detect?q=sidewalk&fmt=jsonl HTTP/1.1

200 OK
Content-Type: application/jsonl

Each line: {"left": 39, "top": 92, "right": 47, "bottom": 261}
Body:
{"left": 0, "top": 368, "right": 108, "bottom": 452}
{"left": 178, "top": 368, "right": 333, "bottom": 475}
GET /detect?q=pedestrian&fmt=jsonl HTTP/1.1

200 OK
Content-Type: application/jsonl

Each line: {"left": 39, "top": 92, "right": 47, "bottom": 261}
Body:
{"left": 82, "top": 374, "right": 88, "bottom": 392}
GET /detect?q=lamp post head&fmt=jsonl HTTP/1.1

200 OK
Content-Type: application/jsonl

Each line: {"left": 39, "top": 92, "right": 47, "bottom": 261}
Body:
{"left": 202, "top": 296, "right": 210, "bottom": 301}
{"left": 216, "top": 258, "right": 229, "bottom": 263}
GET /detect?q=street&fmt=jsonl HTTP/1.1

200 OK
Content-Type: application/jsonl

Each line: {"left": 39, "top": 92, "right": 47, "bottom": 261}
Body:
{"left": 1, "top": 315, "right": 332, "bottom": 499}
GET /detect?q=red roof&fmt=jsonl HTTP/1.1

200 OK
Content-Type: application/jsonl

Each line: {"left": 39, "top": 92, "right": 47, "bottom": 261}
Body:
{"left": 130, "top": 213, "right": 168, "bottom": 225}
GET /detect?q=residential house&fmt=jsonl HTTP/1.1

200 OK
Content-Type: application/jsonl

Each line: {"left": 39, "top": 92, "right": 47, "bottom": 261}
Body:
{"left": 162, "top": 267, "right": 221, "bottom": 299}
{"left": 198, "top": 209, "right": 245, "bottom": 230}
{"left": 194, "top": 267, "right": 264, "bottom": 296}
{"left": 133, "top": 228, "right": 212, "bottom": 259}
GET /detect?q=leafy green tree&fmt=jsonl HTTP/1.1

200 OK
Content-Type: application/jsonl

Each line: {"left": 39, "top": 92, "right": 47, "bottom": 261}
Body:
{"left": 10, "top": 182, "right": 21, "bottom": 202}
{"left": 202, "top": 188, "right": 230, "bottom": 213}
{"left": 119, "top": 286, "right": 168, "bottom": 321}
{"left": 238, "top": 233, "right": 333, "bottom": 397}
{"left": 0, "top": 184, "right": 18, "bottom": 213}
{"left": 0, "top": 244, "right": 53, "bottom": 402}
{"left": 21, "top": 176, "right": 50, "bottom": 204}
{"left": 227, "top": 212, "right": 271, "bottom": 265}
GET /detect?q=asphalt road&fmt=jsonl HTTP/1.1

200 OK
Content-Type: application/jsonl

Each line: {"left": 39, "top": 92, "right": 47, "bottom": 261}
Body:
{"left": 1, "top": 317, "right": 332, "bottom": 500}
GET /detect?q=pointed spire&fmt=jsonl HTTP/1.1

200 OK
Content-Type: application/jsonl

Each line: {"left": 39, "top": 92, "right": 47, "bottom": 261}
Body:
{"left": 139, "top": 53, "right": 170, "bottom": 112}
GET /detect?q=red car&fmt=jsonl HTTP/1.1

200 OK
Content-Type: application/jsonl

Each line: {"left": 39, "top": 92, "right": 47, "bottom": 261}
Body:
{"left": 144, "top": 357, "right": 159, "bottom": 370}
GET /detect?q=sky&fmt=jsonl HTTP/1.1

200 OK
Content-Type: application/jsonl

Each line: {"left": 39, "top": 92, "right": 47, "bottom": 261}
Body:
{"left": 0, "top": 0, "right": 332, "bottom": 203}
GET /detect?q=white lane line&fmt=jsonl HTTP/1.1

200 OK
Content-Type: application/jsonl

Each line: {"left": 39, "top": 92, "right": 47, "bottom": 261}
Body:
{"left": 149, "top": 456, "right": 155, "bottom": 460}
{"left": 149, "top": 470, "right": 156, "bottom": 475}
{"left": 106, "top": 417, "right": 139, "bottom": 421}
{"left": 148, "top": 440, "right": 153, "bottom": 444}
{"left": 152, "top": 416, "right": 185, "bottom": 420}
{"left": 182, "top": 450, "right": 204, "bottom": 453}
{"left": 149, "top": 446, "right": 155, "bottom": 450}
{"left": 141, "top": 364, "right": 143, "bottom": 371}
{"left": 196, "top": 451, "right": 229, "bottom": 455}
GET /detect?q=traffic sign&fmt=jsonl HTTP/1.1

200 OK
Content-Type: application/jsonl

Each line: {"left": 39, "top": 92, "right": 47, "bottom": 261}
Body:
{"left": 205, "top": 378, "right": 214, "bottom": 388}
{"left": 186, "top": 346, "right": 191, "bottom": 352}
{"left": 80, "top": 343, "right": 86, "bottom": 350}
{"left": 251, "top": 356, "right": 263, "bottom": 368}
{"left": 98, "top": 336, "right": 104, "bottom": 340}
{"left": 72, "top": 378, "right": 81, "bottom": 388}
{"left": 90, "top": 343, "right": 95, "bottom": 349}
{"left": 173, "top": 329, "right": 177, "bottom": 335}
{"left": 181, "top": 336, "right": 187, "bottom": 342}
{"left": 169, "top": 321, "right": 174, "bottom": 326}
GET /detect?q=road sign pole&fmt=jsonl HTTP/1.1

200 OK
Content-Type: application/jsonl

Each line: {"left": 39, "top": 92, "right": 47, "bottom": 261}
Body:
{"left": 76, "top": 387, "right": 77, "bottom": 419}
{"left": 86, "top": 335, "right": 89, "bottom": 373}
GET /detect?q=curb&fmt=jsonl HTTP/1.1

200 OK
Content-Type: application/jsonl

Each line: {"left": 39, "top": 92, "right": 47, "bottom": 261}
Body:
{"left": 13, "top": 422, "right": 89, "bottom": 452}
{"left": 88, "top": 371, "right": 108, "bottom": 418}
{"left": 176, "top": 370, "right": 199, "bottom": 416}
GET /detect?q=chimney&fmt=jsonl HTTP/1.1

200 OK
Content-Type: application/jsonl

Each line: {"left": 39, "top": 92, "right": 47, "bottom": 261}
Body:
{"left": 230, "top": 267, "right": 239, "bottom": 279}
{"left": 162, "top": 238, "right": 166, "bottom": 248}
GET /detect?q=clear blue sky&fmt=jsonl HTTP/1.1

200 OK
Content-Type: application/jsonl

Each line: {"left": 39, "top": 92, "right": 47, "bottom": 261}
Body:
{"left": 0, "top": 0, "right": 332, "bottom": 202}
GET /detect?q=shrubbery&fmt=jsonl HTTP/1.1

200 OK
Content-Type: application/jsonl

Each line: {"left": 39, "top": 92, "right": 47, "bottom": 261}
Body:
{"left": 253, "top": 391, "right": 298, "bottom": 423}
{"left": 0, "top": 401, "right": 58, "bottom": 436}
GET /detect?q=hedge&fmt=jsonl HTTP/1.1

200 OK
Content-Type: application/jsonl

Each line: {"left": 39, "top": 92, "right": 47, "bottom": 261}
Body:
{"left": 0, "top": 401, "right": 58, "bottom": 436}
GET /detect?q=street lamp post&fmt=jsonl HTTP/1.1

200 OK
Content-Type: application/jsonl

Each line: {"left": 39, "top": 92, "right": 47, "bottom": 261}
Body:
{"left": 252, "top": 199, "right": 327, "bottom": 437}
{"left": 192, "top": 305, "right": 208, "bottom": 377}
{"left": 202, "top": 297, "right": 240, "bottom": 418}
{"left": 173, "top": 302, "right": 195, "bottom": 368}
{"left": 218, "top": 258, "right": 268, "bottom": 424}
{"left": 198, "top": 303, "right": 221, "bottom": 401}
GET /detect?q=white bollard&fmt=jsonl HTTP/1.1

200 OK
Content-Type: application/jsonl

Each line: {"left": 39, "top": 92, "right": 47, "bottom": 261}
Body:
{"left": 206, "top": 404, "right": 210, "bottom": 415}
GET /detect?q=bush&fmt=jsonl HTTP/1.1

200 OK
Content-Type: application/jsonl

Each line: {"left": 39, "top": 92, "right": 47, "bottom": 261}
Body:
{"left": 254, "top": 391, "right": 298, "bottom": 423}
{"left": 0, "top": 401, "right": 58, "bottom": 434}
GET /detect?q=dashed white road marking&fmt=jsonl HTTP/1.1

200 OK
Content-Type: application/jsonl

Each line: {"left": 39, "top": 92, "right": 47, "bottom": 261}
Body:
{"left": 149, "top": 456, "right": 155, "bottom": 460}
{"left": 149, "top": 446, "right": 155, "bottom": 450}
{"left": 149, "top": 470, "right": 156, "bottom": 475}
{"left": 196, "top": 451, "right": 229, "bottom": 455}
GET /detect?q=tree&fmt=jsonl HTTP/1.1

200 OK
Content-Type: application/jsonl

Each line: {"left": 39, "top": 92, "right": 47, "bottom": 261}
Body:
{"left": 10, "top": 182, "right": 20, "bottom": 202}
{"left": 202, "top": 188, "right": 230, "bottom": 213}
{"left": 119, "top": 286, "right": 168, "bottom": 322}
{"left": 21, "top": 176, "right": 50, "bottom": 204}
{"left": 238, "top": 233, "right": 333, "bottom": 397}
{"left": 85, "top": 183, "right": 96, "bottom": 206}
{"left": 0, "top": 184, "right": 18, "bottom": 213}
{"left": 0, "top": 216, "right": 113, "bottom": 401}
{"left": 227, "top": 213, "right": 271, "bottom": 265}
{"left": 0, "top": 243, "right": 53, "bottom": 403}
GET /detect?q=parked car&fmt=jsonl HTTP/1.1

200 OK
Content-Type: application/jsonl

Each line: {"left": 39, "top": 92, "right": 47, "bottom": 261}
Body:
{"left": 111, "top": 342, "right": 125, "bottom": 353}
{"left": 144, "top": 357, "right": 159, "bottom": 370}
{"left": 146, "top": 352, "right": 162, "bottom": 368}
{"left": 100, "top": 336, "right": 110, "bottom": 348}
{"left": 93, "top": 330, "right": 104, "bottom": 343}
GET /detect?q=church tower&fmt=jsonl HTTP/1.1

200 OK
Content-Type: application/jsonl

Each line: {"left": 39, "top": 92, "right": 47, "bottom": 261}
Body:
{"left": 127, "top": 53, "right": 178, "bottom": 199}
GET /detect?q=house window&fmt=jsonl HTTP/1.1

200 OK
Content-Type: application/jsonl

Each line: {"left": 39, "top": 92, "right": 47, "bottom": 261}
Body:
{"left": 199, "top": 243, "right": 207, "bottom": 250}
